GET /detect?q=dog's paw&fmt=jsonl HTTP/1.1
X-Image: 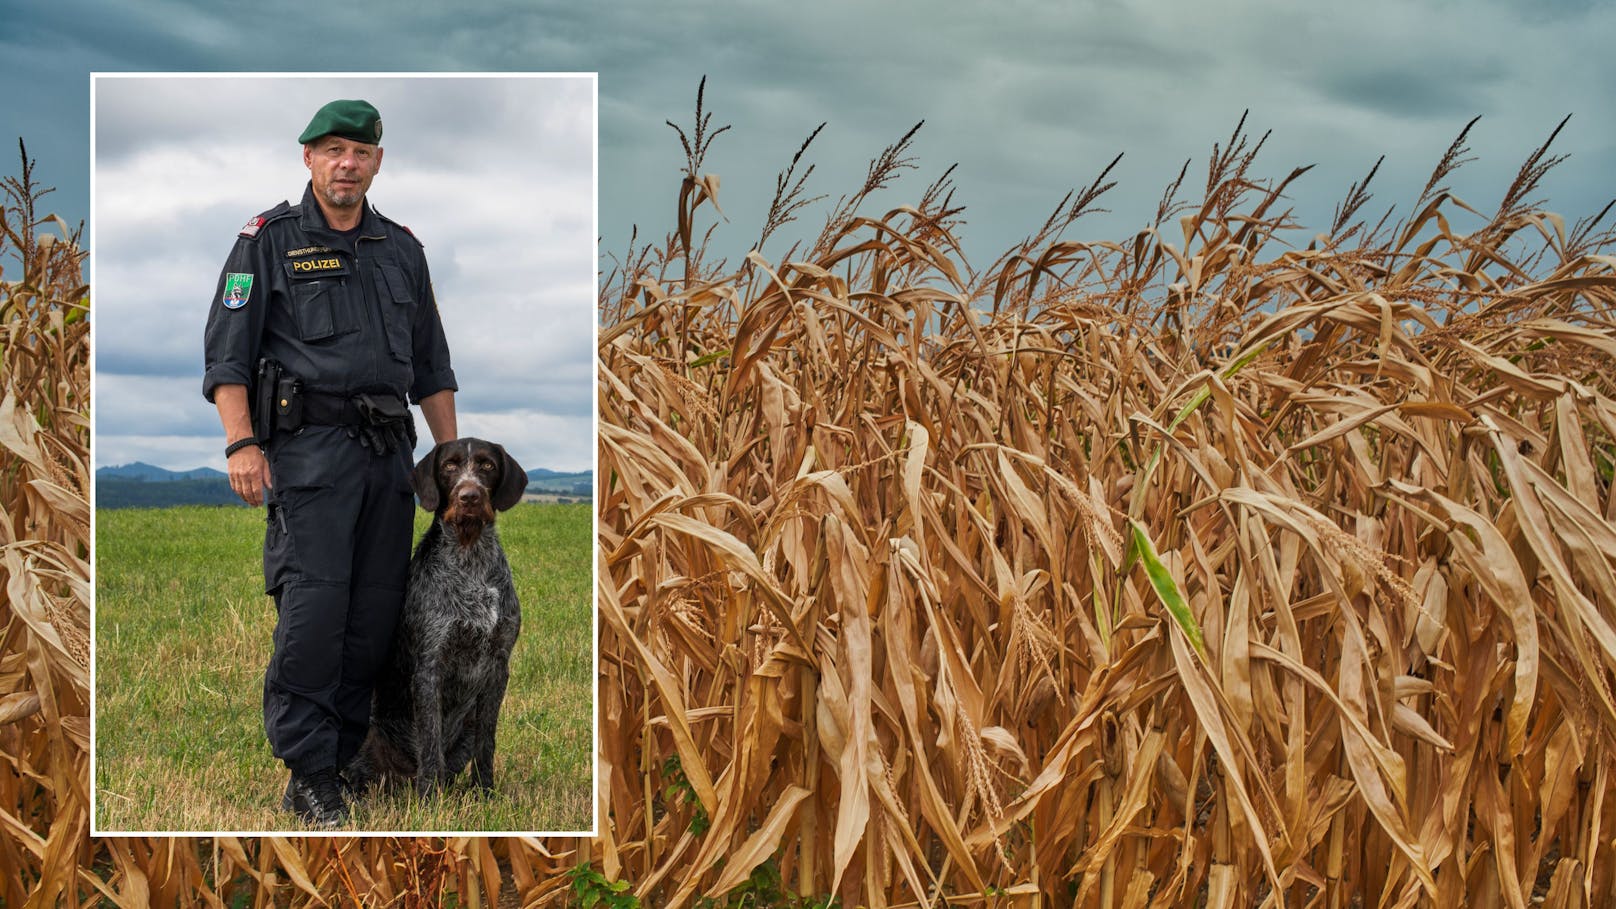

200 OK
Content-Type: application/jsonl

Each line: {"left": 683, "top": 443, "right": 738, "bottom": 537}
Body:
{"left": 342, "top": 767, "right": 372, "bottom": 797}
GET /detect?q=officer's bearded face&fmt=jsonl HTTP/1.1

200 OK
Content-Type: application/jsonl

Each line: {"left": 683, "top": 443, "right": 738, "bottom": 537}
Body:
{"left": 303, "top": 137, "right": 383, "bottom": 211}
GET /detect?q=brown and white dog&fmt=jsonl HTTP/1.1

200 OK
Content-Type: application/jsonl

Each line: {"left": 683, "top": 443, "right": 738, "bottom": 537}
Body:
{"left": 347, "top": 438, "right": 527, "bottom": 795}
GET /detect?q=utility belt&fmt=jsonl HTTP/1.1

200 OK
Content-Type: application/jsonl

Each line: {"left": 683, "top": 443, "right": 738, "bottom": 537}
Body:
{"left": 255, "top": 359, "right": 416, "bottom": 455}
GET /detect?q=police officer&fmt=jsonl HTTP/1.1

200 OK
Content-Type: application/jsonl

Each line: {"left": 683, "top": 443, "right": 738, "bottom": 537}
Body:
{"left": 203, "top": 99, "right": 458, "bottom": 827}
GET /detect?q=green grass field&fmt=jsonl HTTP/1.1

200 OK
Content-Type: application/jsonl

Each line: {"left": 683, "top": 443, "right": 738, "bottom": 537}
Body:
{"left": 93, "top": 502, "right": 594, "bottom": 834}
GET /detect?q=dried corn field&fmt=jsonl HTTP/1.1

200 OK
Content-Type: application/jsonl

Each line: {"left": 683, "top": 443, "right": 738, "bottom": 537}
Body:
{"left": 6, "top": 94, "right": 1616, "bottom": 907}
{"left": 591, "top": 109, "right": 1616, "bottom": 908}
{"left": 0, "top": 142, "right": 94, "bottom": 907}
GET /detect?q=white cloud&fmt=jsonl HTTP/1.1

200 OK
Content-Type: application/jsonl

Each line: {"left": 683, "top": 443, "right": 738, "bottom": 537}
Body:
{"left": 93, "top": 74, "right": 597, "bottom": 474}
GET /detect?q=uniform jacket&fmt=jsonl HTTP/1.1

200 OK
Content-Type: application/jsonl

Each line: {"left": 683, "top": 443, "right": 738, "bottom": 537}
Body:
{"left": 203, "top": 182, "right": 457, "bottom": 405}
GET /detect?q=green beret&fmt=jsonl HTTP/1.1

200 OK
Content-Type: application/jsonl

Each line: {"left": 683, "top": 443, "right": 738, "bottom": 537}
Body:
{"left": 298, "top": 99, "right": 383, "bottom": 145}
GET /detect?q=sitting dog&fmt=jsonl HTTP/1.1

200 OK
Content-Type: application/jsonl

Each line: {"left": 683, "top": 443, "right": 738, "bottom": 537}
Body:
{"left": 347, "top": 438, "right": 527, "bottom": 796}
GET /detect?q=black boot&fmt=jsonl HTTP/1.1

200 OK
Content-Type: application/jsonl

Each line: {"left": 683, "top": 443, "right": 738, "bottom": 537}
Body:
{"left": 281, "top": 768, "right": 349, "bottom": 829}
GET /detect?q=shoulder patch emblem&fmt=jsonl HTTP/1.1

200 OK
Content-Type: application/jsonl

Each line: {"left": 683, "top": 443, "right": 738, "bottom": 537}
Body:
{"left": 222, "top": 273, "right": 254, "bottom": 309}
{"left": 239, "top": 216, "right": 266, "bottom": 238}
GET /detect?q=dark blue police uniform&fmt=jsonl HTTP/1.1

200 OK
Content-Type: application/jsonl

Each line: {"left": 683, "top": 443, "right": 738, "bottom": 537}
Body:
{"left": 203, "top": 181, "right": 456, "bottom": 778}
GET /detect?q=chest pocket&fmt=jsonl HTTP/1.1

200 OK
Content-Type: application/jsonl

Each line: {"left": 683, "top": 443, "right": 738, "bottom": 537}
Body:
{"left": 285, "top": 256, "right": 353, "bottom": 342}
{"left": 376, "top": 262, "right": 416, "bottom": 363}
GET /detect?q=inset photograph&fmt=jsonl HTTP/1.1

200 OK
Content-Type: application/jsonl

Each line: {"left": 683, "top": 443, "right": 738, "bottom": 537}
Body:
{"left": 91, "top": 73, "right": 596, "bottom": 835}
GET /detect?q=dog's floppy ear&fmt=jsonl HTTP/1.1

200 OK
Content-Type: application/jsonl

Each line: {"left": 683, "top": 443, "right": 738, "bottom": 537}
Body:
{"left": 492, "top": 444, "right": 527, "bottom": 511}
{"left": 412, "top": 444, "right": 442, "bottom": 512}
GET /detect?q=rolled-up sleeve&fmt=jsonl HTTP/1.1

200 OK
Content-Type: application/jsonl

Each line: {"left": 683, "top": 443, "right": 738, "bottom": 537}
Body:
{"left": 202, "top": 236, "right": 269, "bottom": 402}
{"left": 408, "top": 258, "right": 457, "bottom": 404}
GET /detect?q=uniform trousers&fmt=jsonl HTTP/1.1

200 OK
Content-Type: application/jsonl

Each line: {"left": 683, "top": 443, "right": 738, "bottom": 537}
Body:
{"left": 262, "top": 425, "right": 414, "bottom": 775}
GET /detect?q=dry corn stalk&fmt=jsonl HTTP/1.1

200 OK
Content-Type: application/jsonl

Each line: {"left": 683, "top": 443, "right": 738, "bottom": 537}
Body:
{"left": 6, "top": 97, "right": 1616, "bottom": 907}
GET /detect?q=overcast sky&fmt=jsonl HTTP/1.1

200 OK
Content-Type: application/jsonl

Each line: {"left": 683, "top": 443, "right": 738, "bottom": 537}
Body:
{"left": 4, "top": 0, "right": 1615, "bottom": 466}
{"left": 92, "top": 75, "right": 595, "bottom": 473}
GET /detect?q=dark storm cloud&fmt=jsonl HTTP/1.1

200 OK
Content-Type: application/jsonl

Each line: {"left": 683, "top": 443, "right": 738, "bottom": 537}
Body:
{"left": 11, "top": 0, "right": 1616, "bottom": 243}
{"left": 1316, "top": 66, "right": 1498, "bottom": 119}
{"left": 1493, "top": 0, "right": 1601, "bottom": 20}
{"left": 4, "top": 0, "right": 1614, "bottom": 466}
{"left": 5, "top": 3, "right": 232, "bottom": 70}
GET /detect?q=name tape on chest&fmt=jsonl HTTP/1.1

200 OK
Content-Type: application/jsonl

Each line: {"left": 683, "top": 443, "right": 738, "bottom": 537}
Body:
{"left": 285, "top": 255, "right": 349, "bottom": 277}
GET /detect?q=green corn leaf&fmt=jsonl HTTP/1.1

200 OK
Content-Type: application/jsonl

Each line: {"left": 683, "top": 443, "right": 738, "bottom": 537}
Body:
{"left": 689, "top": 348, "right": 731, "bottom": 368}
{"left": 1128, "top": 519, "right": 1205, "bottom": 656}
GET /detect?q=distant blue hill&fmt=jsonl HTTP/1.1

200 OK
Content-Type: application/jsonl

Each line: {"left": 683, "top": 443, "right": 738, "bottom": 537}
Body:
{"left": 97, "top": 462, "right": 225, "bottom": 482}
{"left": 94, "top": 463, "right": 592, "bottom": 508}
{"left": 525, "top": 468, "right": 592, "bottom": 497}
{"left": 96, "top": 477, "right": 241, "bottom": 509}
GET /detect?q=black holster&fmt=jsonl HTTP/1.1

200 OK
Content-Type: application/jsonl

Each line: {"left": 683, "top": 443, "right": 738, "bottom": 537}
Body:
{"left": 275, "top": 376, "right": 305, "bottom": 433}
{"left": 253, "top": 359, "right": 280, "bottom": 441}
{"left": 254, "top": 359, "right": 306, "bottom": 441}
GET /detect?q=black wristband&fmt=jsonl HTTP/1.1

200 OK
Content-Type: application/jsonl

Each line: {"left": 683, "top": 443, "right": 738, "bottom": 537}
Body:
{"left": 225, "top": 437, "right": 262, "bottom": 458}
